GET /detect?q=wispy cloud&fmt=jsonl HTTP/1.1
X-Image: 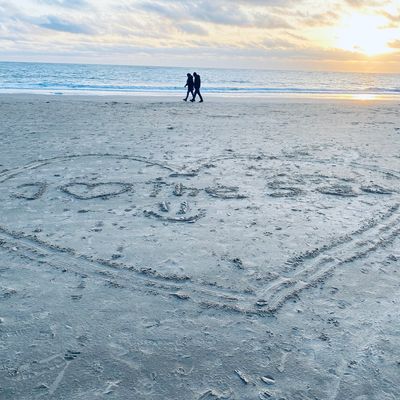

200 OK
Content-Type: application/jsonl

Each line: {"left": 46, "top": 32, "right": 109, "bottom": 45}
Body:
{"left": 388, "top": 39, "right": 400, "bottom": 48}
{"left": 381, "top": 9, "right": 400, "bottom": 27}
{"left": 177, "top": 22, "right": 208, "bottom": 36}
{"left": 137, "top": 0, "right": 293, "bottom": 28}
{"left": 39, "top": 0, "right": 88, "bottom": 8}
{"left": 344, "top": 0, "right": 390, "bottom": 7}
{"left": 37, "top": 15, "right": 93, "bottom": 34}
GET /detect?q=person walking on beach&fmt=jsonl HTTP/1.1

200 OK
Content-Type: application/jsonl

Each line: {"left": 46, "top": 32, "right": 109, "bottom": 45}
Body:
{"left": 183, "top": 73, "right": 194, "bottom": 101}
{"left": 191, "top": 72, "right": 203, "bottom": 103}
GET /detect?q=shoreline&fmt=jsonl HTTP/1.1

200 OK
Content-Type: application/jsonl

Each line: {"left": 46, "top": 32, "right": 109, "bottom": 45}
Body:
{"left": 1, "top": 91, "right": 399, "bottom": 104}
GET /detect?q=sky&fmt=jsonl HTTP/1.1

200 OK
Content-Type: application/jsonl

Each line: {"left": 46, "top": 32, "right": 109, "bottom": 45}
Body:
{"left": 0, "top": 0, "right": 399, "bottom": 72}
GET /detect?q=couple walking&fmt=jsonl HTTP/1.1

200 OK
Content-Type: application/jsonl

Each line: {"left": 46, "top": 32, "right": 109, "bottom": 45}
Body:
{"left": 183, "top": 72, "right": 203, "bottom": 102}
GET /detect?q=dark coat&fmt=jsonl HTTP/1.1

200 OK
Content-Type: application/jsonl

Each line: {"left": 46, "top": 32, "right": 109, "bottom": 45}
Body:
{"left": 194, "top": 75, "right": 201, "bottom": 89}
{"left": 186, "top": 76, "right": 194, "bottom": 89}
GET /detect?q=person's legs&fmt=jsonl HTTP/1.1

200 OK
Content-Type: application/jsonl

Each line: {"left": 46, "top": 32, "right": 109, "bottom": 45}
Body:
{"left": 198, "top": 90, "right": 203, "bottom": 102}
{"left": 183, "top": 89, "right": 192, "bottom": 101}
{"left": 191, "top": 89, "right": 198, "bottom": 102}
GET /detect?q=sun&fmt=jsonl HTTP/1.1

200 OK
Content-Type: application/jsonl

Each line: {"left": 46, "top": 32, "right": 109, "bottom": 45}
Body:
{"left": 335, "top": 13, "right": 394, "bottom": 56}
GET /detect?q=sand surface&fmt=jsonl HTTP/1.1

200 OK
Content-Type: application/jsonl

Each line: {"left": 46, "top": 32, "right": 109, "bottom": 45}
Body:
{"left": 0, "top": 94, "right": 399, "bottom": 399}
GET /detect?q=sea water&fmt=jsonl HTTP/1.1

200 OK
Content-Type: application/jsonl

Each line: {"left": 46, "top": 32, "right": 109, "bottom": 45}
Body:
{"left": 0, "top": 61, "right": 399, "bottom": 97}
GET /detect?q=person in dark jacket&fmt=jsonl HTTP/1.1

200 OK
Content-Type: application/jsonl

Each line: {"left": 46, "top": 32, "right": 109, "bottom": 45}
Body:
{"left": 191, "top": 72, "right": 203, "bottom": 102}
{"left": 183, "top": 73, "right": 194, "bottom": 101}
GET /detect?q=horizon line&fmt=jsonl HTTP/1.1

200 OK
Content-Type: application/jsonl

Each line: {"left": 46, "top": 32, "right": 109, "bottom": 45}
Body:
{"left": 1, "top": 59, "right": 399, "bottom": 76}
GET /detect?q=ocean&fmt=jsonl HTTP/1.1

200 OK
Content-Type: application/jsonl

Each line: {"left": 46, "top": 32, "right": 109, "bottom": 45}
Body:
{"left": 0, "top": 61, "right": 399, "bottom": 97}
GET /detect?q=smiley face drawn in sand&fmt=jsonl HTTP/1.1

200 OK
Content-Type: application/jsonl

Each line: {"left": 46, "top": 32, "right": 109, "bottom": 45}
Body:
{"left": 143, "top": 181, "right": 206, "bottom": 223}
{"left": 1, "top": 153, "right": 399, "bottom": 314}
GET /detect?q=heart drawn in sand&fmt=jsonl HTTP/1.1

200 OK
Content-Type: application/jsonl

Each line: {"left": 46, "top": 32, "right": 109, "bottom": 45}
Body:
{"left": 60, "top": 182, "right": 133, "bottom": 200}
{"left": 1, "top": 153, "right": 400, "bottom": 315}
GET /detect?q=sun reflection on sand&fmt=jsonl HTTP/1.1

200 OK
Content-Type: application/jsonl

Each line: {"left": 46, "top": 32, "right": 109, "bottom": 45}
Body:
{"left": 351, "top": 94, "right": 378, "bottom": 101}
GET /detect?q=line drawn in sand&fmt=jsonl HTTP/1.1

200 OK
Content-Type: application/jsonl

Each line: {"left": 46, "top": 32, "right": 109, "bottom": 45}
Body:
{"left": 0, "top": 153, "right": 399, "bottom": 315}
{"left": 11, "top": 182, "right": 47, "bottom": 200}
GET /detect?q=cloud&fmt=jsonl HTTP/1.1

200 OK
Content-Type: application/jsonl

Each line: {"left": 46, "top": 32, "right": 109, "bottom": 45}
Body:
{"left": 38, "top": 15, "right": 93, "bottom": 34}
{"left": 177, "top": 22, "right": 208, "bottom": 36}
{"left": 137, "top": 0, "right": 292, "bottom": 29}
{"left": 380, "top": 9, "right": 400, "bottom": 27}
{"left": 253, "top": 14, "right": 293, "bottom": 29}
{"left": 344, "top": 0, "right": 389, "bottom": 7}
{"left": 137, "top": 0, "right": 245, "bottom": 26}
{"left": 300, "top": 10, "right": 340, "bottom": 27}
{"left": 388, "top": 39, "right": 400, "bottom": 48}
{"left": 260, "top": 37, "right": 299, "bottom": 49}
{"left": 39, "top": 0, "right": 88, "bottom": 8}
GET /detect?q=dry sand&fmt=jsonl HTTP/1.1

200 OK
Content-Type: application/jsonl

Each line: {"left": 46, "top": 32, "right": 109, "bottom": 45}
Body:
{"left": 0, "top": 94, "right": 399, "bottom": 399}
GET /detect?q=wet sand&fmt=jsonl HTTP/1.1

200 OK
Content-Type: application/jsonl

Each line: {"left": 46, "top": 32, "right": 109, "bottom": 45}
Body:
{"left": 0, "top": 94, "right": 399, "bottom": 399}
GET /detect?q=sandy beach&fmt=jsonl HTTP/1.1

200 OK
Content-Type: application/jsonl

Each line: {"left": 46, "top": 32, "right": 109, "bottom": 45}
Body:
{"left": 0, "top": 94, "right": 399, "bottom": 399}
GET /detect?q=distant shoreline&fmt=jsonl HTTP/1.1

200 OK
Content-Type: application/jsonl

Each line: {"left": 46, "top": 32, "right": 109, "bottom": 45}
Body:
{"left": 0, "top": 90, "right": 399, "bottom": 102}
